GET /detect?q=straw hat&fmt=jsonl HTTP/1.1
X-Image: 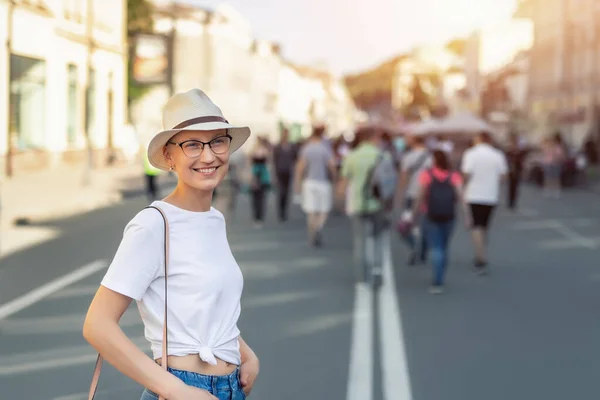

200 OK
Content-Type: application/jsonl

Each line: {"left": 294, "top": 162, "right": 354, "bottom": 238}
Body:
{"left": 148, "top": 89, "right": 251, "bottom": 170}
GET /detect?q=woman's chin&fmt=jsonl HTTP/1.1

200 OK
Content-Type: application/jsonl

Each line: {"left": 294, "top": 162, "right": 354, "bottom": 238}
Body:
{"left": 183, "top": 177, "right": 221, "bottom": 192}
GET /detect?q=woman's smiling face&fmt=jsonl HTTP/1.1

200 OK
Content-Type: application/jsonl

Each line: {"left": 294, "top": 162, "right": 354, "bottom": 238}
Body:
{"left": 163, "top": 129, "right": 230, "bottom": 192}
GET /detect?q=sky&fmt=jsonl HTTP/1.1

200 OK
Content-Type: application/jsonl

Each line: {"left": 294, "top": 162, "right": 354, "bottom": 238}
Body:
{"left": 189, "top": 0, "right": 519, "bottom": 76}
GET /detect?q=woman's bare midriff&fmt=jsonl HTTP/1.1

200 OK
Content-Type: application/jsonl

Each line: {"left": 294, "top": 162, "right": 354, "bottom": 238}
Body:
{"left": 156, "top": 354, "right": 238, "bottom": 376}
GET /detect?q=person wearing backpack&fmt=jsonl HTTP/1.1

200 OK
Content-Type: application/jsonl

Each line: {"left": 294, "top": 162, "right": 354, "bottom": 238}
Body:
{"left": 396, "top": 135, "right": 432, "bottom": 265}
{"left": 338, "top": 126, "right": 395, "bottom": 284}
{"left": 411, "top": 150, "right": 469, "bottom": 294}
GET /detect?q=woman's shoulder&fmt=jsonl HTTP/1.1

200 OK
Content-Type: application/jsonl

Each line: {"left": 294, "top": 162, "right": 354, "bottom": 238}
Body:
{"left": 450, "top": 171, "right": 463, "bottom": 186}
{"left": 125, "top": 206, "right": 167, "bottom": 233}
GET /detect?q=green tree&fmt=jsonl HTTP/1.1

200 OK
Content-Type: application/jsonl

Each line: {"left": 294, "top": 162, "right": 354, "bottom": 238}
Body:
{"left": 128, "top": 0, "right": 154, "bottom": 35}
{"left": 127, "top": 0, "right": 154, "bottom": 106}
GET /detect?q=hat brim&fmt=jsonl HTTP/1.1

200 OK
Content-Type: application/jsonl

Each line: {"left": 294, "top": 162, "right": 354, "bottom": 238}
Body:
{"left": 147, "top": 121, "right": 251, "bottom": 171}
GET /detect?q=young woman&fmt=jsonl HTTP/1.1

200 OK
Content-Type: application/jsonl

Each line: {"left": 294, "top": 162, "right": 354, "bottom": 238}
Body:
{"left": 83, "top": 89, "right": 259, "bottom": 400}
{"left": 411, "top": 150, "right": 469, "bottom": 294}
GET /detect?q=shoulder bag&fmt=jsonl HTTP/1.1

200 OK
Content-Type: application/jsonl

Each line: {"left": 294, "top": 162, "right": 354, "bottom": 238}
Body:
{"left": 87, "top": 205, "right": 170, "bottom": 400}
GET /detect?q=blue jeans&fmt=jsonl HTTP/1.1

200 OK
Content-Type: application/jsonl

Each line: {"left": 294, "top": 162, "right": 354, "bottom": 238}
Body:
{"left": 140, "top": 367, "right": 246, "bottom": 400}
{"left": 425, "top": 218, "right": 455, "bottom": 286}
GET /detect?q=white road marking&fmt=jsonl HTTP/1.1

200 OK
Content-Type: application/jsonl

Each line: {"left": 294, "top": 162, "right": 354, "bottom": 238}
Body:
{"left": 286, "top": 312, "right": 353, "bottom": 337}
{"left": 379, "top": 232, "right": 413, "bottom": 400}
{"left": 346, "top": 282, "right": 373, "bottom": 400}
{"left": 551, "top": 222, "right": 598, "bottom": 249}
{"left": 518, "top": 208, "right": 541, "bottom": 217}
{"left": 540, "top": 237, "right": 600, "bottom": 249}
{"left": 511, "top": 219, "right": 598, "bottom": 250}
{"left": 0, "top": 336, "right": 148, "bottom": 376}
{"left": 243, "top": 290, "right": 323, "bottom": 309}
{"left": 0, "top": 260, "right": 108, "bottom": 321}
{"left": 511, "top": 220, "right": 560, "bottom": 230}
{"left": 0, "top": 308, "right": 141, "bottom": 335}
{"left": 47, "top": 284, "right": 99, "bottom": 300}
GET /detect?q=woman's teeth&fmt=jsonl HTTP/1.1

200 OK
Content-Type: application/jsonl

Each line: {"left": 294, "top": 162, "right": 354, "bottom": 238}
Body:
{"left": 194, "top": 167, "right": 216, "bottom": 174}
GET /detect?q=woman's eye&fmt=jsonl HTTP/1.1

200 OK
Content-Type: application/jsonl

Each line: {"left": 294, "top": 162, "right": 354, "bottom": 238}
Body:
{"left": 184, "top": 142, "right": 201, "bottom": 149}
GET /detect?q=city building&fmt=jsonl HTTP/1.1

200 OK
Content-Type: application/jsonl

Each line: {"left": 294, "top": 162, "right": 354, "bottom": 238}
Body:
{"left": 392, "top": 45, "right": 467, "bottom": 118}
{"left": 0, "top": 0, "right": 128, "bottom": 176}
{"left": 464, "top": 19, "right": 533, "bottom": 121}
{"left": 515, "top": 0, "right": 600, "bottom": 145}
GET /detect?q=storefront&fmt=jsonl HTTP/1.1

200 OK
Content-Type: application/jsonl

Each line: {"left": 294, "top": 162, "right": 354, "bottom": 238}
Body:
{"left": 9, "top": 54, "right": 46, "bottom": 150}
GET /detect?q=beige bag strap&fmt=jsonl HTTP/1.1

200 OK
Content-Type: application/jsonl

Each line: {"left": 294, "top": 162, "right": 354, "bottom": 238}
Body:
{"left": 88, "top": 205, "right": 170, "bottom": 400}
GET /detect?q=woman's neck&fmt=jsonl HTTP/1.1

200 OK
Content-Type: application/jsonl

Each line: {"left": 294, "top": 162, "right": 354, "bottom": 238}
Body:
{"left": 162, "top": 184, "right": 213, "bottom": 212}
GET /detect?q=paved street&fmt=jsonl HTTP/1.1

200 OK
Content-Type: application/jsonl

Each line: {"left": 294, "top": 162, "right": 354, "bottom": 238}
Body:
{"left": 0, "top": 184, "right": 599, "bottom": 399}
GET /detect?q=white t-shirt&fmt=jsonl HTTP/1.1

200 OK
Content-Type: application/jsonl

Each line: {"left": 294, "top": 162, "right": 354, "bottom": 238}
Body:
{"left": 101, "top": 201, "right": 243, "bottom": 365}
{"left": 461, "top": 143, "right": 508, "bottom": 205}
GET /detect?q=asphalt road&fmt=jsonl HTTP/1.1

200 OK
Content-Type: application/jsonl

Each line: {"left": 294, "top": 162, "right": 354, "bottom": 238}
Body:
{"left": 0, "top": 184, "right": 599, "bottom": 400}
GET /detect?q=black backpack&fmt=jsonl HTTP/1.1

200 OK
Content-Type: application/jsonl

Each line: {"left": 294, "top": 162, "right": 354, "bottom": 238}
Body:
{"left": 426, "top": 170, "right": 456, "bottom": 222}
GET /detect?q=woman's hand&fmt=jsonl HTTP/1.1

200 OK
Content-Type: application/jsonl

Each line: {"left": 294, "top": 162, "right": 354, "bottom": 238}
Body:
{"left": 170, "top": 383, "right": 218, "bottom": 400}
{"left": 239, "top": 355, "right": 260, "bottom": 396}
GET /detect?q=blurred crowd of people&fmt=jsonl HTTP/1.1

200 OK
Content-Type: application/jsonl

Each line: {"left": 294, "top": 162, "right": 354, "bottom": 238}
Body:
{"left": 141, "top": 121, "right": 600, "bottom": 293}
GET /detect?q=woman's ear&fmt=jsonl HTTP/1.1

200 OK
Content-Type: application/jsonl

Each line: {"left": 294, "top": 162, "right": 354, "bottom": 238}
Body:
{"left": 162, "top": 145, "right": 172, "bottom": 164}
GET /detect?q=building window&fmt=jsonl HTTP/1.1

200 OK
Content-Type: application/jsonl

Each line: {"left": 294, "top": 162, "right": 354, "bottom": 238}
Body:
{"left": 9, "top": 54, "right": 46, "bottom": 150}
{"left": 85, "top": 68, "right": 96, "bottom": 138}
{"left": 67, "top": 64, "right": 78, "bottom": 144}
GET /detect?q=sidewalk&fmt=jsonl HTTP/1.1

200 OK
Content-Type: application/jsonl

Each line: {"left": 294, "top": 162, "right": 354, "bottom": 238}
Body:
{"left": 0, "top": 161, "right": 175, "bottom": 256}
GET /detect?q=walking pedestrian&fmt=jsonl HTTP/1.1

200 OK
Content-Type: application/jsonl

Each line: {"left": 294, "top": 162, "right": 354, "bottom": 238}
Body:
{"left": 273, "top": 128, "right": 296, "bottom": 221}
{"left": 143, "top": 149, "right": 163, "bottom": 201}
{"left": 338, "top": 126, "right": 389, "bottom": 283}
{"left": 83, "top": 89, "right": 259, "bottom": 400}
{"left": 249, "top": 137, "right": 271, "bottom": 228}
{"left": 396, "top": 134, "right": 432, "bottom": 265}
{"left": 542, "top": 132, "right": 566, "bottom": 198}
{"left": 505, "top": 133, "right": 526, "bottom": 210}
{"left": 411, "top": 150, "right": 467, "bottom": 293}
{"left": 461, "top": 131, "right": 508, "bottom": 273}
{"left": 294, "top": 125, "right": 337, "bottom": 247}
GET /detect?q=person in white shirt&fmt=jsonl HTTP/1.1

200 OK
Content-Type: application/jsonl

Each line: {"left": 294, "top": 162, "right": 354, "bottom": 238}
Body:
{"left": 83, "top": 89, "right": 259, "bottom": 400}
{"left": 461, "top": 131, "right": 508, "bottom": 273}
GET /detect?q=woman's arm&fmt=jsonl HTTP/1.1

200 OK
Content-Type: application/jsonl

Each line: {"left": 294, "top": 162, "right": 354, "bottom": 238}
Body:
{"left": 238, "top": 336, "right": 260, "bottom": 396}
{"left": 83, "top": 286, "right": 188, "bottom": 399}
{"left": 239, "top": 336, "right": 258, "bottom": 364}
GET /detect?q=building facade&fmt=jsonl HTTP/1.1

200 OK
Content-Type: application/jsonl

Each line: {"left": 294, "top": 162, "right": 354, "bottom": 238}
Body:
{"left": 516, "top": 0, "right": 600, "bottom": 145}
{"left": 392, "top": 45, "right": 468, "bottom": 118}
{"left": 0, "top": 0, "right": 128, "bottom": 176}
{"left": 141, "top": 2, "right": 355, "bottom": 149}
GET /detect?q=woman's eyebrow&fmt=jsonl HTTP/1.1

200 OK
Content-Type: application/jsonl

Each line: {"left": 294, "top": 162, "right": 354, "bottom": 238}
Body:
{"left": 210, "top": 132, "right": 227, "bottom": 139}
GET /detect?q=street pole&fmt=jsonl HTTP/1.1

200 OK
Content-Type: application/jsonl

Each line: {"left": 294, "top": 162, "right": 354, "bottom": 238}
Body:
{"left": 5, "top": 0, "right": 14, "bottom": 178}
{"left": 82, "top": 0, "right": 94, "bottom": 185}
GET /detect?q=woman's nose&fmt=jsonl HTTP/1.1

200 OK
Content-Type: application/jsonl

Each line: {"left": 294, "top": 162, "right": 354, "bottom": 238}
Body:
{"left": 199, "top": 145, "right": 217, "bottom": 163}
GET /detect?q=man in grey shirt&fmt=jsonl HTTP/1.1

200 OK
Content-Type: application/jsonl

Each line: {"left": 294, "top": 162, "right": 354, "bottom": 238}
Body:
{"left": 396, "top": 134, "right": 432, "bottom": 264}
{"left": 294, "top": 126, "right": 337, "bottom": 247}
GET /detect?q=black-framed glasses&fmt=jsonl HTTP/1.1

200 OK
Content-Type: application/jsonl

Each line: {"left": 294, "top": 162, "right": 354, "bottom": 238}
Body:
{"left": 167, "top": 134, "right": 232, "bottom": 158}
